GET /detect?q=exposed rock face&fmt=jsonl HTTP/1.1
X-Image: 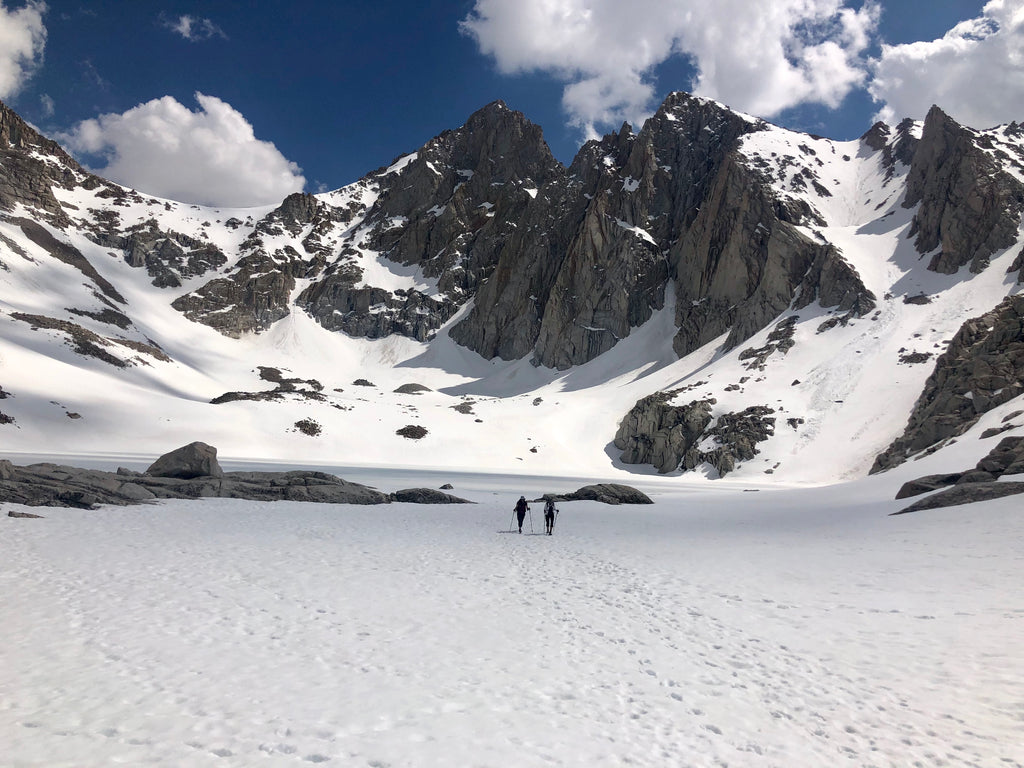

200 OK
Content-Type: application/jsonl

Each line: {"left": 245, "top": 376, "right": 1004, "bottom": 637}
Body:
{"left": 211, "top": 366, "right": 325, "bottom": 405}
{"left": 451, "top": 93, "right": 875, "bottom": 369}
{"left": 100, "top": 218, "right": 228, "bottom": 288}
{"left": 614, "top": 392, "right": 715, "bottom": 473}
{"left": 681, "top": 405, "right": 776, "bottom": 477}
{"left": 0, "top": 100, "right": 87, "bottom": 225}
{"left": 146, "top": 441, "right": 224, "bottom": 479}
{"left": 903, "top": 106, "right": 1024, "bottom": 274}
{"left": 171, "top": 102, "right": 564, "bottom": 342}
{"left": 861, "top": 119, "right": 920, "bottom": 180}
{"left": 670, "top": 149, "right": 873, "bottom": 358}
{"left": 298, "top": 101, "right": 562, "bottom": 343}
{"left": 873, "top": 296, "right": 1024, "bottom": 472}
{"left": 358, "top": 100, "right": 562, "bottom": 294}
{"left": 738, "top": 316, "right": 797, "bottom": 370}
{"left": 615, "top": 388, "right": 776, "bottom": 477}
{"left": 10, "top": 312, "right": 169, "bottom": 368}
{"left": 171, "top": 191, "right": 362, "bottom": 336}
{"left": 394, "top": 383, "right": 431, "bottom": 394}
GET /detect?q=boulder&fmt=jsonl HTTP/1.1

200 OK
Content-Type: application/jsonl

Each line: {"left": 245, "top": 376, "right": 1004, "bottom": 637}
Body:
{"left": 547, "top": 483, "right": 653, "bottom": 505}
{"left": 394, "top": 383, "right": 432, "bottom": 394}
{"left": 146, "top": 441, "right": 223, "bottom": 479}
{"left": 8, "top": 510, "right": 44, "bottom": 518}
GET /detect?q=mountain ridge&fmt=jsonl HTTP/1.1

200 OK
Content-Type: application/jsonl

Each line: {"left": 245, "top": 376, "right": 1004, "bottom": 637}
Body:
{"left": 0, "top": 93, "right": 1022, "bottom": 485}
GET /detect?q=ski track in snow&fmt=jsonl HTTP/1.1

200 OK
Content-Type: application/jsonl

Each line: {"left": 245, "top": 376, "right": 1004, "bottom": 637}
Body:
{"left": 3, "top": 481, "right": 1023, "bottom": 768}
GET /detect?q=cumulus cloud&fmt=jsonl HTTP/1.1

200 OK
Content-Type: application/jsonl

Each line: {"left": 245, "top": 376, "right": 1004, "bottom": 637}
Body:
{"left": 870, "top": 0, "right": 1024, "bottom": 129}
{"left": 461, "top": 0, "right": 879, "bottom": 137}
{"left": 161, "top": 13, "right": 226, "bottom": 42}
{"left": 0, "top": 0, "right": 47, "bottom": 100}
{"left": 59, "top": 93, "right": 305, "bottom": 207}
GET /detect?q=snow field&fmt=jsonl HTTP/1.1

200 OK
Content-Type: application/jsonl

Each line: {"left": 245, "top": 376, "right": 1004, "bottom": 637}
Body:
{"left": 3, "top": 473, "right": 1023, "bottom": 767}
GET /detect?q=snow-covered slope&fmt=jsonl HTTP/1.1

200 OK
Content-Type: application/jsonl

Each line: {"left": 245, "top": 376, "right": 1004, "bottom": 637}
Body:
{"left": 1, "top": 95, "right": 1023, "bottom": 488}
{"left": 4, "top": 475, "right": 1023, "bottom": 766}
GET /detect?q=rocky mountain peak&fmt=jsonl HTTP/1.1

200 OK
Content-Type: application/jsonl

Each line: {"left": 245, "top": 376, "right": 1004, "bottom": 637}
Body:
{"left": 0, "top": 99, "right": 92, "bottom": 225}
{"left": 860, "top": 120, "right": 891, "bottom": 151}
{"left": 860, "top": 118, "right": 920, "bottom": 181}
{"left": 904, "top": 104, "right": 1024, "bottom": 274}
{"left": 0, "top": 99, "right": 79, "bottom": 168}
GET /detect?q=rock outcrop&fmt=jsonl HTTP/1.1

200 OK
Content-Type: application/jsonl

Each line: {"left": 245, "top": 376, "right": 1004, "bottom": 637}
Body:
{"left": 544, "top": 484, "right": 653, "bottom": 505}
{"left": 903, "top": 106, "right": 1024, "bottom": 274}
{"left": 893, "top": 482, "right": 1024, "bottom": 514}
{"left": 96, "top": 218, "right": 228, "bottom": 288}
{"left": 681, "top": 405, "right": 776, "bottom": 476}
{"left": 0, "top": 449, "right": 482, "bottom": 508}
{"left": 614, "top": 392, "right": 715, "bottom": 473}
{"left": 670, "top": 138, "right": 873, "bottom": 358}
{"left": 873, "top": 295, "right": 1024, "bottom": 472}
{"left": 614, "top": 391, "right": 776, "bottom": 477}
{"left": 893, "top": 436, "right": 1024, "bottom": 508}
{"left": 451, "top": 92, "right": 875, "bottom": 369}
{"left": 0, "top": 100, "right": 89, "bottom": 225}
{"left": 390, "top": 488, "right": 472, "bottom": 504}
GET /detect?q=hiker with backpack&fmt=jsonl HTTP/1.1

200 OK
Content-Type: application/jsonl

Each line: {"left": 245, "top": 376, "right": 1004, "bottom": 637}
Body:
{"left": 544, "top": 498, "right": 557, "bottom": 535}
{"left": 514, "top": 496, "right": 529, "bottom": 533}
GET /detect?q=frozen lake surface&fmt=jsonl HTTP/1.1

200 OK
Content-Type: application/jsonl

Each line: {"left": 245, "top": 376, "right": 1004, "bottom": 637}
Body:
{"left": 3, "top": 470, "right": 1023, "bottom": 767}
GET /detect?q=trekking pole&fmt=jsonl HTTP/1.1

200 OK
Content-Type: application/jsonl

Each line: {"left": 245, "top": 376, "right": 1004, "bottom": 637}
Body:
{"left": 528, "top": 506, "right": 534, "bottom": 533}
{"left": 508, "top": 510, "right": 516, "bottom": 532}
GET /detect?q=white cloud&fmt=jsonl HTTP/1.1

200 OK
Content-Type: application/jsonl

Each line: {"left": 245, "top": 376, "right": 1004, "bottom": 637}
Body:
{"left": 0, "top": 0, "right": 47, "bottom": 100}
{"left": 162, "top": 13, "right": 226, "bottom": 42}
{"left": 461, "top": 0, "right": 879, "bottom": 138}
{"left": 59, "top": 93, "right": 305, "bottom": 207}
{"left": 39, "top": 91, "right": 53, "bottom": 116}
{"left": 870, "top": 0, "right": 1024, "bottom": 129}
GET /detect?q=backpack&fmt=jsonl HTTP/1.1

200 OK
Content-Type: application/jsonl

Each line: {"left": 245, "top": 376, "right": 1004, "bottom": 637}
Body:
{"left": 544, "top": 499, "right": 556, "bottom": 515}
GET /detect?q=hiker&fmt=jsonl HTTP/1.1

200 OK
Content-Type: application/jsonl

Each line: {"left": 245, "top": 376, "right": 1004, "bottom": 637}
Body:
{"left": 544, "top": 498, "right": 557, "bottom": 535}
{"left": 514, "top": 495, "right": 529, "bottom": 533}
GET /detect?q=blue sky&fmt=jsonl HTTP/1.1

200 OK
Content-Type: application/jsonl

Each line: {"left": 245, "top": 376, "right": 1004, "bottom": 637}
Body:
{"left": 1, "top": 1, "right": 1021, "bottom": 206}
